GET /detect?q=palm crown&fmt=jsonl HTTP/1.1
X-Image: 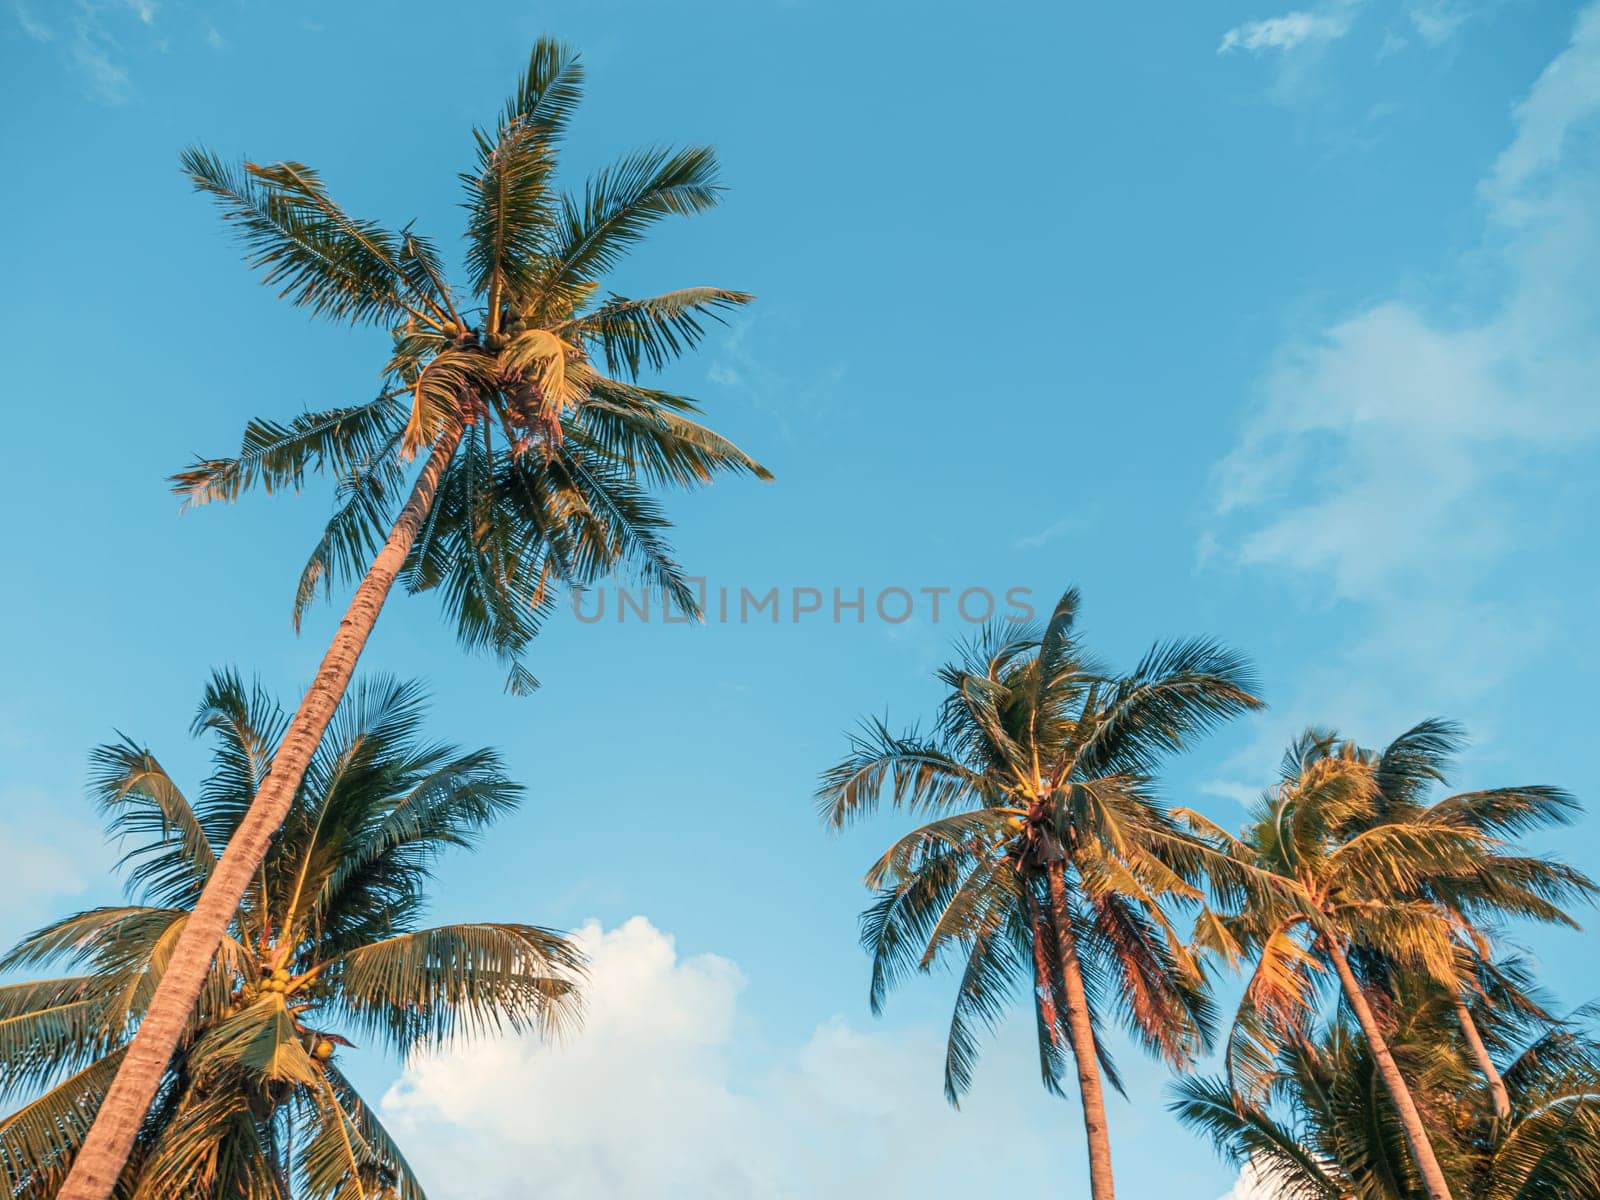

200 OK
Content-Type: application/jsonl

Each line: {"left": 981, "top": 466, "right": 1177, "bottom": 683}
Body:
{"left": 1184, "top": 725, "right": 1596, "bottom": 1200}
{"left": 172, "top": 39, "right": 768, "bottom": 692}
{"left": 1189, "top": 725, "right": 1594, "bottom": 1101}
{"left": 1173, "top": 966, "right": 1600, "bottom": 1199}
{"left": 0, "top": 672, "right": 581, "bottom": 1199}
{"left": 818, "top": 588, "right": 1261, "bottom": 1200}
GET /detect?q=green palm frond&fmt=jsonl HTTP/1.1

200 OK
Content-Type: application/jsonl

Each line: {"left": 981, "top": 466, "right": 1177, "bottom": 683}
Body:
{"left": 538, "top": 145, "right": 724, "bottom": 304}
{"left": 129, "top": 1081, "right": 282, "bottom": 1200}
{"left": 942, "top": 879, "right": 1030, "bottom": 1105}
{"left": 0, "top": 1051, "right": 125, "bottom": 1197}
{"left": 817, "top": 720, "right": 990, "bottom": 829}
{"left": 560, "top": 288, "right": 753, "bottom": 379}
{"left": 170, "top": 395, "right": 407, "bottom": 509}
{"left": 325, "top": 922, "right": 583, "bottom": 1053}
{"left": 577, "top": 377, "right": 771, "bottom": 486}
{"left": 827, "top": 586, "right": 1261, "bottom": 1125}
{"left": 2, "top": 670, "right": 585, "bottom": 1198}
{"left": 181, "top": 149, "right": 418, "bottom": 328}
{"left": 300, "top": 1066, "right": 424, "bottom": 1200}
{"left": 1169, "top": 1074, "right": 1342, "bottom": 1199}
{"left": 463, "top": 119, "right": 558, "bottom": 312}
{"left": 0, "top": 979, "right": 111, "bottom": 1102}
{"left": 191, "top": 996, "right": 320, "bottom": 1087}
{"left": 90, "top": 740, "right": 215, "bottom": 908}
{"left": 181, "top": 39, "right": 764, "bottom": 691}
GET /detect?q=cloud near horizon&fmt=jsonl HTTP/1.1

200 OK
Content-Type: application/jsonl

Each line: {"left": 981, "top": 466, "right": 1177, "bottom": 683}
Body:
{"left": 381, "top": 916, "right": 1082, "bottom": 1199}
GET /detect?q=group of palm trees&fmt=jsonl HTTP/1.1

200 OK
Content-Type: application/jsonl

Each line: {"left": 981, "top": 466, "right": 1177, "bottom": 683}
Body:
{"left": 821, "top": 590, "right": 1600, "bottom": 1199}
{"left": 0, "top": 36, "right": 1594, "bottom": 1200}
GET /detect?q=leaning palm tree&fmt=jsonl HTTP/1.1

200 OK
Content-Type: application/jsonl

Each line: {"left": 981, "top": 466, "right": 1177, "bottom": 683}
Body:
{"left": 1350, "top": 720, "right": 1593, "bottom": 1121}
{"left": 62, "top": 40, "right": 765, "bottom": 1199}
{"left": 817, "top": 588, "right": 1263, "bottom": 1200}
{"left": 1171, "top": 975, "right": 1600, "bottom": 1199}
{"left": 2, "top": 671, "right": 581, "bottom": 1198}
{"left": 1181, "top": 730, "right": 1592, "bottom": 1200}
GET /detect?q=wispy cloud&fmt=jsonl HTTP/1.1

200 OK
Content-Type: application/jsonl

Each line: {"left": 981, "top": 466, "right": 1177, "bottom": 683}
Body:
{"left": 1218, "top": 8, "right": 1357, "bottom": 56}
{"left": 1205, "top": 2, "right": 1600, "bottom": 745}
{"left": 12, "top": 1, "right": 52, "bottom": 41}
{"left": 1483, "top": 4, "right": 1600, "bottom": 223}
{"left": 709, "top": 315, "right": 845, "bottom": 445}
{"left": 11, "top": 0, "right": 209, "bottom": 105}
{"left": 1011, "top": 515, "right": 1085, "bottom": 551}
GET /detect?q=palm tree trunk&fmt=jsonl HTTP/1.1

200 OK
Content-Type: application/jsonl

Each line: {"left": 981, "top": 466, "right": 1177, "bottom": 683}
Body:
{"left": 1453, "top": 995, "right": 1512, "bottom": 1120}
{"left": 1047, "top": 862, "right": 1116, "bottom": 1200}
{"left": 58, "top": 430, "right": 462, "bottom": 1200}
{"left": 1325, "top": 938, "right": 1455, "bottom": 1200}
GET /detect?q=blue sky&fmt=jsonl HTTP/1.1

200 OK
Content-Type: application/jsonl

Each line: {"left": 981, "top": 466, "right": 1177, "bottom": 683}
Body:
{"left": 4, "top": 1, "right": 1600, "bottom": 1196}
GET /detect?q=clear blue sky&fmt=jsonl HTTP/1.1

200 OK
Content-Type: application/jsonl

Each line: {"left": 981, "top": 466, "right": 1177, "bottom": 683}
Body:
{"left": 3, "top": 2, "right": 1599, "bottom": 1197}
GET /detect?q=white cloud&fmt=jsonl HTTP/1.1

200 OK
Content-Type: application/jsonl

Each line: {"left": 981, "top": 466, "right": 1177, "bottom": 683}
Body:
{"left": 1218, "top": 9, "right": 1356, "bottom": 56}
{"left": 1205, "top": 2, "right": 1600, "bottom": 749}
{"left": 12, "top": 1, "right": 52, "bottom": 40}
{"left": 382, "top": 916, "right": 1071, "bottom": 1199}
{"left": 1216, "top": 1159, "right": 1293, "bottom": 1199}
{"left": 0, "top": 804, "right": 104, "bottom": 948}
{"left": 1209, "top": 0, "right": 1600, "bottom": 629}
{"left": 1408, "top": 0, "right": 1471, "bottom": 47}
{"left": 1484, "top": 5, "right": 1600, "bottom": 222}
{"left": 1013, "top": 515, "right": 1086, "bottom": 551}
{"left": 12, "top": 0, "right": 196, "bottom": 105}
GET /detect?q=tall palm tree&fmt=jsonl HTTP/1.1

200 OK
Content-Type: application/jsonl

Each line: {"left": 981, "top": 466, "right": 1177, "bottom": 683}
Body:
{"left": 62, "top": 40, "right": 765, "bottom": 1199}
{"left": 1, "top": 671, "right": 581, "bottom": 1198}
{"left": 817, "top": 588, "right": 1263, "bottom": 1200}
{"left": 1171, "top": 970, "right": 1600, "bottom": 1199}
{"left": 1181, "top": 730, "right": 1594, "bottom": 1200}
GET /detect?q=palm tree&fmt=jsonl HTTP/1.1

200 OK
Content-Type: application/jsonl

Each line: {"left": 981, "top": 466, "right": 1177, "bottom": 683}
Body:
{"left": 1351, "top": 720, "right": 1594, "bottom": 1121}
{"left": 2, "top": 671, "right": 581, "bottom": 1198}
{"left": 817, "top": 588, "right": 1263, "bottom": 1200}
{"left": 1181, "top": 730, "right": 1593, "bottom": 1200}
{"left": 62, "top": 40, "right": 765, "bottom": 1199}
{"left": 1171, "top": 969, "right": 1600, "bottom": 1198}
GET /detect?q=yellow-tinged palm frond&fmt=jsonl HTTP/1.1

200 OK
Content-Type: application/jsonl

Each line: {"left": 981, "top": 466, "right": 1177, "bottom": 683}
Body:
{"left": 323, "top": 922, "right": 583, "bottom": 1054}
{"left": 190, "top": 995, "right": 321, "bottom": 1088}
{"left": 176, "top": 37, "right": 765, "bottom": 695}
{"left": 0, "top": 1052, "right": 126, "bottom": 1198}
{"left": 0, "top": 671, "right": 583, "bottom": 1200}
{"left": 824, "top": 587, "right": 1262, "bottom": 1114}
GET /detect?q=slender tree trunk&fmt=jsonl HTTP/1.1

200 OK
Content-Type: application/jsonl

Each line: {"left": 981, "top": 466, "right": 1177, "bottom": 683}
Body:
{"left": 1325, "top": 938, "right": 1455, "bottom": 1200}
{"left": 1453, "top": 995, "right": 1512, "bottom": 1120}
{"left": 1047, "top": 862, "right": 1116, "bottom": 1200}
{"left": 59, "top": 430, "right": 462, "bottom": 1200}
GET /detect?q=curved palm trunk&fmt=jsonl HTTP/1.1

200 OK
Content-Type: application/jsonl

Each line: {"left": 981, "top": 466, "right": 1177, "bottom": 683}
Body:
{"left": 1325, "top": 938, "right": 1455, "bottom": 1200}
{"left": 1047, "top": 862, "right": 1116, "bottom": 1200}
{"left": 1453, "top": 996, "right": 1512, "bottom": 1121}
{"left": 59, "top": 430, "right": 462, "bottom": 1200}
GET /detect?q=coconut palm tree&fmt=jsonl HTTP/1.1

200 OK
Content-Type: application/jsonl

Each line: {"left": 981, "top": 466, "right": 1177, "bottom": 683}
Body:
{"left": 1349, "top": 720, "right": 1594, "bottom": 1122}
{"left": 1180, "top": 730, "right": 1593, "bottom": 1200}
{"left": 2, "top": 671, "right": 581, "bottom": 1198}
{"left": 1171, "top": 969, "right": 1600, "bottom": 1199}
{"left": 61, "top": 40, "right": 765, "bottom": 1199}
{"left": 817, "top": 588, "right": 1263, "bottom": 1200}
